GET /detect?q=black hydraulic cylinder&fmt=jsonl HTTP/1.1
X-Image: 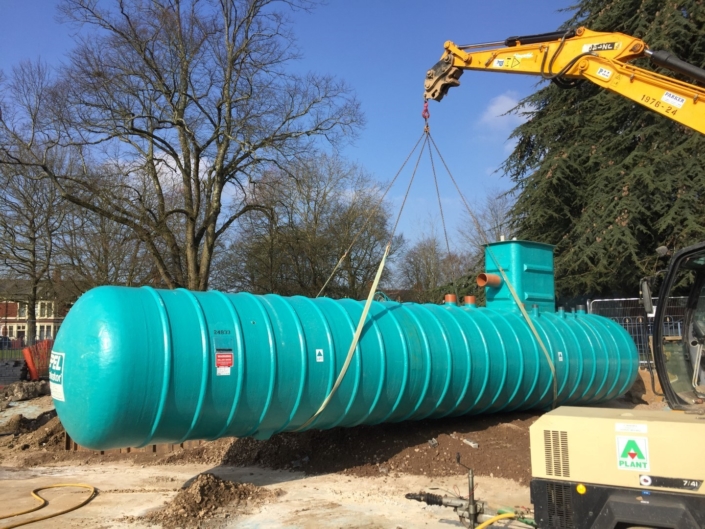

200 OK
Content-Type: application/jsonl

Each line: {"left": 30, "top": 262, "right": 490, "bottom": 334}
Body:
{"left": 505, "top": 29, "right": 576, "bottom": 47}
{"left": 649, "top": 49, "right": 705, "bottom": 85}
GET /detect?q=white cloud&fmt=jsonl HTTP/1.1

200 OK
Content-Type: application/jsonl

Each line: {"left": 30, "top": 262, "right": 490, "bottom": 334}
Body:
{"left": 477, "top": 91, "right": 526, "bottom": 133}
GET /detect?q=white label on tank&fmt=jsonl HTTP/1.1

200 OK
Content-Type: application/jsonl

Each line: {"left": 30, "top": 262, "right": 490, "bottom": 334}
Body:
{"left": 49, "top": 351, "right": 65, "bottom": 402}
{"left": 616, "top": 422, "right": 648, "bottom": 433}
{"left": 316, "top": 349, "right": 324, "bottom": 363}
{"left": 557, "top": 351, "right": 563, "bottom": 362}
{"left": 216, "top": 366, "right": 231, "bottom": 376}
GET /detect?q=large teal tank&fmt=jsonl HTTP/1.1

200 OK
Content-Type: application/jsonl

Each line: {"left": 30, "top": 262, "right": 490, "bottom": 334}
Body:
{"left": 50, "top": 241, "right": 638, "bottom": 450}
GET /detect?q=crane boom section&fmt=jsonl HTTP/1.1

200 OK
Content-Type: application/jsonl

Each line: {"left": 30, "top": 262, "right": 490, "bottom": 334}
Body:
{"left": 425, "top": 28, "right": 705, "bottom": 134}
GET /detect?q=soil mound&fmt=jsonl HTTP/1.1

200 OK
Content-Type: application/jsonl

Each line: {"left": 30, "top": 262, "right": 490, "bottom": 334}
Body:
{"left": 0, "top": 414, "right": 24, "bottom": 435}
{"left": 0, "top": 411, "right": 63, "bottom": 464}
{"left": 1, "top": 399, "right": 538, "bottom": 485}
{"left": 0, "top": 410, "right": 57, "bottom": 436}
{"left": 158, "top": 438, "right": 235, "bottom": 466}
{"left": 224, "top": 411, "right": 539, "bottom": 483}
{"left": 1, "top": 381, "right": 50, "bottom": 403}
{"left": 141, "top": 473, "right": 277, "bottom": 528}
{"left": 0, "top": 412, "right": 62, "bottom": 450}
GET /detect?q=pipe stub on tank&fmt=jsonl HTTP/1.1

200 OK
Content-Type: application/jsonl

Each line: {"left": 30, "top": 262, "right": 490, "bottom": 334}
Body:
{"left": 477, "top": 273, "right": 502, "bottom": 288}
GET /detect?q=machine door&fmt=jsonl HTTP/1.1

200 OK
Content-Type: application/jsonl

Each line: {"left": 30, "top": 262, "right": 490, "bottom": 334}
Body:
{"left": 653, "top": 242, "right": 705, "bottom": 410}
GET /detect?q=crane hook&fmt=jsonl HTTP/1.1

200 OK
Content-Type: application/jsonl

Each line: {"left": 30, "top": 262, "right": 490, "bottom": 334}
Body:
{"left": 422, "top": 100, "right": 430, "bottom": 121}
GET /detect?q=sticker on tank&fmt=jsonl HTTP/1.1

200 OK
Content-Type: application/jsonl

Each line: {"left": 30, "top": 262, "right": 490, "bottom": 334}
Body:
{"left": 49, "top": 351, "right": 65, "bottom": 402}
{"left": 215, "top": 349, "right": 233, "bottom": 376}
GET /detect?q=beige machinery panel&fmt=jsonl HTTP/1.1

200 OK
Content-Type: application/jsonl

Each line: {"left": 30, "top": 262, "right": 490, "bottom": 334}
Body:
{"left": 530, "top": 407, "right": 705, "bottom": 496}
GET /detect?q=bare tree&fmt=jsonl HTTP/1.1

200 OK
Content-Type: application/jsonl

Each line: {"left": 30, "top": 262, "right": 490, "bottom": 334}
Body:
{"left": 0, "top": 163, "right": 65, "bottom": 343}
{"left": 0, "top": 0, "right": 362, "bottom": 291}
{"left": 397, "top": 237, "right": 443, "bottom": 292}
{"left": 56, "top": 204, "right": 154, "bottom": 289}
{"left": 397, "top": 234, "right": 469, "bottom": 290}
{"left": 458, "top": 188, "right": 515, "bottom": 262}
{"left": 211, "top": 153, "right": 397, "bottom": 298}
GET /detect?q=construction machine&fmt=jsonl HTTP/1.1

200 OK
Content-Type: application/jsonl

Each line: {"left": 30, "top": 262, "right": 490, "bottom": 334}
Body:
{"left": 527, "top": 240, "right": 705, "bottom": 528}
{"left": 407, "top": 29, "right": 705, "bottom": 528}
{"left": 424, "top": 27, "right": 705, "bottom": 135}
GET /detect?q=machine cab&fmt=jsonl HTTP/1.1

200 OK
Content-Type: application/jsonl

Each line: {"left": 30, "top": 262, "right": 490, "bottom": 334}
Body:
{"left": 650, "top": 242, "right": 705, "bottom": 410}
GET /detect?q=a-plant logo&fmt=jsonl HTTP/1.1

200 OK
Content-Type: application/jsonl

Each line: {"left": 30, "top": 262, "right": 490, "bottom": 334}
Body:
{"left": 616, "top": 436, "right": 649, "bottom": 471}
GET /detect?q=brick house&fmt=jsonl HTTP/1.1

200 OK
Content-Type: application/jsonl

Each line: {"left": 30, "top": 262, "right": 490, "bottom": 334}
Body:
{"left": 0, "top": 279, "right": 77, "bottom": 346}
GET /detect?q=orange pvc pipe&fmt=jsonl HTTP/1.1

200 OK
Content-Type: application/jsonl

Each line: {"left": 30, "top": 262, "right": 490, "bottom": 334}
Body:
{"left": 477, "top": 273, "right": 502, "bottom": 288}
{"left": 22, "top": 346, "right": 39, "bottom": 381}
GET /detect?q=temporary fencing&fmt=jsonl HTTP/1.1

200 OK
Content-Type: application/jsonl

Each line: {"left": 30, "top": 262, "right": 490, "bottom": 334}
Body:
{"left": 22, "top": 339, "right": 55, "bottom": 380}
{"left": 587, "top": 297, "right": 687, "bottom": 365}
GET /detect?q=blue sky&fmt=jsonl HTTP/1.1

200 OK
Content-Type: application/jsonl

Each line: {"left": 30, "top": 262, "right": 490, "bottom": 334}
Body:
{"left": 0, "top": 0, "right": 571, "bottom": 245}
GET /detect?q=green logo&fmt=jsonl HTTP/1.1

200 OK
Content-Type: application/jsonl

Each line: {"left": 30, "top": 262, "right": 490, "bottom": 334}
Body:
{"left": 617, "top": 436, "right": 649, "bottom": 471}
{"left": 620, "top": 440, "right": 645, "bottom": 460}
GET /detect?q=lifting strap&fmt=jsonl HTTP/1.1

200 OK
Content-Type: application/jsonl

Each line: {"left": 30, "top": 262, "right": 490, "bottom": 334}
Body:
{"left": 427, "top": 133, "right": 558, "bottom": 407}
{"left": 296, "top": 243, "right": 390, "bottom": 431}
{"left": 297, "top": 131, "right": 429, "bottom": 431}
{"left": 300, "top": 107, "right": 558, "bottom": 431}
{"left": 316, "top": 131, "right": 426, "bottom": 298}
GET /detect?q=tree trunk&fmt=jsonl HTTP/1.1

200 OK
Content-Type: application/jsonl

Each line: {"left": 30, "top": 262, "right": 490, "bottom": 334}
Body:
{"left": 27, "top": 284, "right": 37, "bottom": 346}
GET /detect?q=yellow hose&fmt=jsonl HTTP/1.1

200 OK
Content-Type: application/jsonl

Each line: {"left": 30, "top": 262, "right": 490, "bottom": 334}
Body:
{"left": 475, "top": 512, "right": 517, "bottom": 529}
{"left": 0, "top": 483, "right": 97, "bottom": 529}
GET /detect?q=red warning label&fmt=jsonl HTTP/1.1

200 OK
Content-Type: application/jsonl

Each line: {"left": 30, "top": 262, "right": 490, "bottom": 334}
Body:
{"left": 216, "top": 352, "right": 233, "bottom": 367}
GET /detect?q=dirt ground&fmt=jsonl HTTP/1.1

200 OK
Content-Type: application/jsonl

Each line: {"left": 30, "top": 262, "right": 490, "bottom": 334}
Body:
{"left": 0, "top": 405, "right": 539, "bottom": 483}
{"left": 0, "top": 371, "right": 665, "bottom": 528}
{"left": 0, "top": 463, "right": 530, "bottom": 528}
{"left": 224, "top": 411, "right": 537, "bottom": 484}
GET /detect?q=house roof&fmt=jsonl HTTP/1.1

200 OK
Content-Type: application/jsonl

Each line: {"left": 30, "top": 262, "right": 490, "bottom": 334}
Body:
{"left": 0, "top": 279, "right": 85, "bottom": 305}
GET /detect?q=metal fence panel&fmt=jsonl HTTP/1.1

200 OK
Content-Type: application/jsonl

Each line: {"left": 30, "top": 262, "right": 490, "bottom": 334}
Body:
{"left": 0, "top": 321, "right": 61, "bottom": 385}
{"left": 588, "top": 297, "right": 687, "bottom": 365}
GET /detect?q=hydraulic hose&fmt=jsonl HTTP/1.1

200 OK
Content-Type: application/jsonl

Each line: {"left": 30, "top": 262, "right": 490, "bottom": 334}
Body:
{"left": 504, "top": 29, "right": 576, "bottom": 47}
{"left": 476, "top": 512, "right": 516, "bottom": 529}
{"left": 498, "top": 508, "right": 536, "bottom": 527}
{"left": 0, "top": 483, "right": 97, "bottom": 529}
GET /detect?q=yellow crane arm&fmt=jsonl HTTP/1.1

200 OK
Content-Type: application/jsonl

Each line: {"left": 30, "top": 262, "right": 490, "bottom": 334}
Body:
{"left": 424, "top": 27, "right": 705, "bottom": 134}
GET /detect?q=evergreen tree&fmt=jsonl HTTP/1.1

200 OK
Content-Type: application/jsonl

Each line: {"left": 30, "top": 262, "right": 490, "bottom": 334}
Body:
{"left": 504, "top": 0, "right": 705, "bottom": 298}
